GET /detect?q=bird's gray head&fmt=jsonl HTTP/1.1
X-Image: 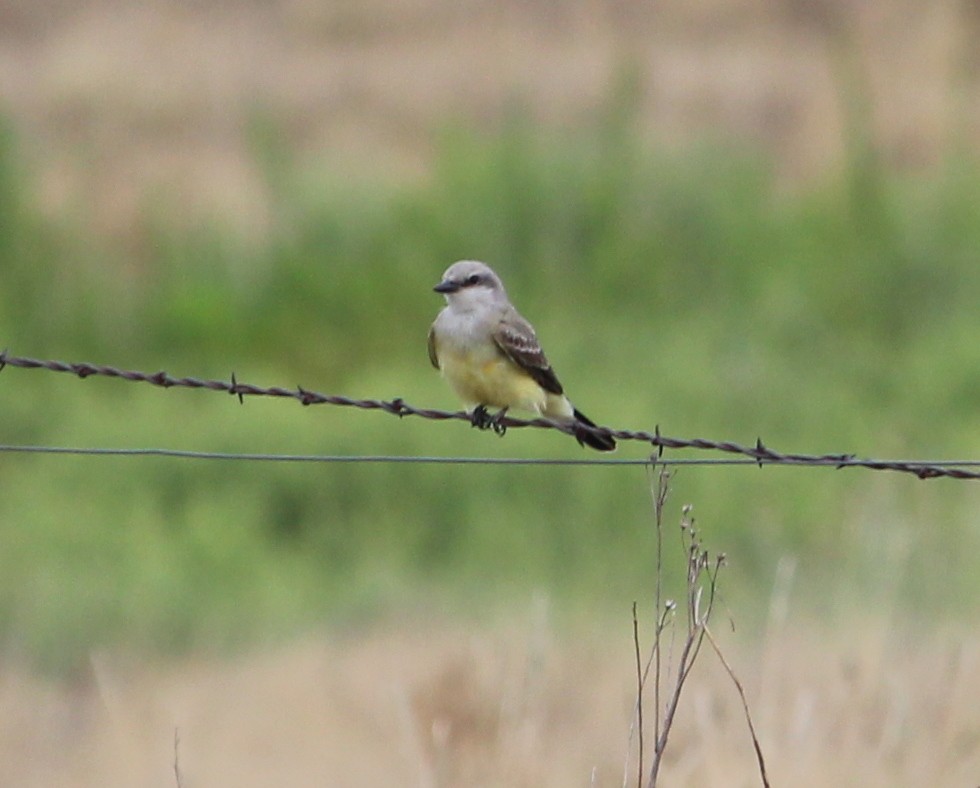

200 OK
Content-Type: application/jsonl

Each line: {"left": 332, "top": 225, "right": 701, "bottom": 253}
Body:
{"left": 433, "top": 260, "right": 507, "bottom": 309}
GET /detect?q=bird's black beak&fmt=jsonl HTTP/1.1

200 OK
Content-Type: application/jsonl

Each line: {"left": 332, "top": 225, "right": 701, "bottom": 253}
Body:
{"left": 433, "top": 279, "right": 459, "bottom": 294}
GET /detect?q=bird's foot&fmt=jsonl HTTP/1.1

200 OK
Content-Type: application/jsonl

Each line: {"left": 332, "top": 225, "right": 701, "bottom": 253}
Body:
{"left": 470, "top": 405, "right": 508, "bottom": 437}
{"left": 490, "top": 407, "right": 509, "bottom": 437}
{"left": 470, "top": 404, "right": 493, "bottom": 431}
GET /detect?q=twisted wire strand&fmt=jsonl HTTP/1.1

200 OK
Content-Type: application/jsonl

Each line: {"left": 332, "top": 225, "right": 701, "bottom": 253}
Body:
{"left": 1, "top": 350, "right": 976, "bottom": 480}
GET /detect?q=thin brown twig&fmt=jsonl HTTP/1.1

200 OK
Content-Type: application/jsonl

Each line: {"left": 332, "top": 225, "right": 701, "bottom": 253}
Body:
{"left": 652, "top": 468, "right": 670, "bottom": 750}
{"left": 632, "top": 601, "right": 644, "bottom": 788}
{"left": 647, "top": 504, "right": 734, "bottom": 787}
{"left": 173, "top": 728, "right": 183, "bottom": 788}
{"left": 704, "top": 626, "right": 771, "bottom": 788}
{"left": 649, "top": 523, "right": 700, "bottom": 785}
{"left": 0, "top": 351, "right": 976, "bottom": 480}
{"left": 629, "top": 599, "right": 675, "bottom": 788}
{"left": 649, "top": 624, "right": 699, "bottom": 786}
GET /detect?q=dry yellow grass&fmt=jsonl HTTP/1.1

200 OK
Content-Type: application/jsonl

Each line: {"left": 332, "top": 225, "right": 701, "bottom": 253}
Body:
{"left": 1, "top": 0, "right": 978, "bottom": 235}
{"left": 1, "top": 615, "right": 976, "bottom": 787}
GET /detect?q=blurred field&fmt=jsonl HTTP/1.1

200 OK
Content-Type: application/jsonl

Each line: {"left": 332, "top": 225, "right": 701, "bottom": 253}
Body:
{"left": 2, "top": 0, "right": 980, "bottom": 234}
{"left": 2, "top": 617, "right": 978, "bottom": 786}
{"left": 1, "top": 1, "right": 979, "bottom": 785}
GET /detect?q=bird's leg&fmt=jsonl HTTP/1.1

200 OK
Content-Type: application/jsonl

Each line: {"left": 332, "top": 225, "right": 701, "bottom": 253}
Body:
{"left": 490, "top": 407, "right": 509, "bottom": 437}
{"left": 470, "top": 404, "right": 493, "bottom": 430}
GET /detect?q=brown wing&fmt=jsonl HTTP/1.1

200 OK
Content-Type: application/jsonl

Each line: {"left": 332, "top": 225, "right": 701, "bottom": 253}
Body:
{"left": 427, "top": 325, "right": 440, "bottom": 370}
{"left": 493, "top": 316, "right": 564, "bottom": 396}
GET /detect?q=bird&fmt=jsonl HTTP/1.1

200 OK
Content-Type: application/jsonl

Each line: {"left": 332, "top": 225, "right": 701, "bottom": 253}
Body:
{"left": 427, "top": 260, "right": 616, "bottom": 451}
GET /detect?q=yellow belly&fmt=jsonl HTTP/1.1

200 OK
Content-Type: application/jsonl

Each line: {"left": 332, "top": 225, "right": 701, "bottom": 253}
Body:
{"left": 440, "top": 350, "right": 549, "bottom": 413}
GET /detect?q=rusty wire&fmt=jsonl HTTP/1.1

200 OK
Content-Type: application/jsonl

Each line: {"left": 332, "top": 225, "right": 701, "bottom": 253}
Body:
{"left": 0, "top": 350, "right": 977, "bottom": 480}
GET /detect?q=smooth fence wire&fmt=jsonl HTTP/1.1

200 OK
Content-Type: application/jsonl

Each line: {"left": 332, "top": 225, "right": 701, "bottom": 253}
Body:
{"left": 1, "top": 446, "right": 978, "bottom": 471}
{"left": 1, "top": 350, "right": 977, "bottom": 480}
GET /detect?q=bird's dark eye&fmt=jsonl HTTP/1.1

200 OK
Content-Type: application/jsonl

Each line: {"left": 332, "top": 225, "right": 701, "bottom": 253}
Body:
{"left": 465, "top": 274, "right": 480, "bottom": 286}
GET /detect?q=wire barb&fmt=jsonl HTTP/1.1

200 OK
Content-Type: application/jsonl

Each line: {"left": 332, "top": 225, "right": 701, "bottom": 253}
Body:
{"left": 0, "top": 352, "right": 976, "bottom": 480}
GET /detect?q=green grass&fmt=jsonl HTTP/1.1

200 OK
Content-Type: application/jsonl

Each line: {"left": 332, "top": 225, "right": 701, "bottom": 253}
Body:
{"left": 0, "top": 105, "right": 978, "bottom": 672}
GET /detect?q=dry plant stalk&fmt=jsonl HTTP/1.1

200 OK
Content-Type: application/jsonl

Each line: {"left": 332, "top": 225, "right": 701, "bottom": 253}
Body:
{"left": 173, "top": 727, "right": 184, "bottom": 788}
{"left": 627, "top": 467, "right": 769, "bottom": 788}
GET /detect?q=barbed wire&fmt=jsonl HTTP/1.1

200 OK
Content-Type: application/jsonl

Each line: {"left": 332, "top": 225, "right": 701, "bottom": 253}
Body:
{"left": 1, "top": 350, "right": 977, "bottom": 480}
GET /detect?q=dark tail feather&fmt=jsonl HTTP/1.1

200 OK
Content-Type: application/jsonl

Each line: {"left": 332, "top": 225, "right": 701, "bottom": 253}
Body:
{"left": 572, "top": 408, "right": 616, "bottom": 452}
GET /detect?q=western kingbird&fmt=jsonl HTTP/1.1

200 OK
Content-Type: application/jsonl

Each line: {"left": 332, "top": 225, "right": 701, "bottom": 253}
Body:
{"left": 428, "top": 260, "right": 616, "bottom": 451}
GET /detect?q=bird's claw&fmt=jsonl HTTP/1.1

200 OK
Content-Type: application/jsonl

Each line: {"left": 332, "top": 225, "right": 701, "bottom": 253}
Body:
{"left": 470, "top": 405, "right": 508, "bottom": 437}
{"left": 470, "top": 404, "right": 493, "bottom": 430}
{"left": 490, "top": 408, "right": 508, "bottom": 437}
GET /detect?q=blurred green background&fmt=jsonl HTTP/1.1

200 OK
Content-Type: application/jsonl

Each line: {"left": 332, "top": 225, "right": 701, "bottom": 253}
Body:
{"left": 0, "top": 2, "right": 978, "bottom": 673}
